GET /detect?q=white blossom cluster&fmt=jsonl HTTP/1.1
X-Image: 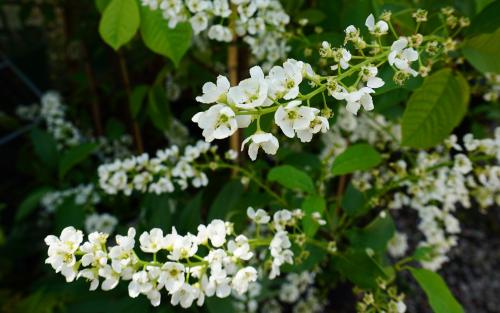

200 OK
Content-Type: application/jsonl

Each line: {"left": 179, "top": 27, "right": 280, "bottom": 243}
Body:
{"left": 85, "top": 213, "right": 118, "bottom": 234}
{"left": 41, "top": 184, "right": 101, "bottom": 213}
{"left": 192, "top": 13, "right": 425, "bottom": 160}
{"left": 16, "top": 92, "right": 133, "bottom": 160}
{"left": 98, "top": 141, "right": 216, "bottom": 195}
{"left": 353, "top": 129, "right": 500, "bottom": 270}
{"left": 140, "top": 0, "right": 290, "bottom": 66}
{"left": 44, "top": 208, "right": 310, "bottom": 309}
{"left": 482, "top": 72, "right": 500, "bottom": 102}
{"left": 39, "top": 91, "right": 82, "bottom": 149}
{"left": 93, "top": 134, "right": 133, "bottom": 161}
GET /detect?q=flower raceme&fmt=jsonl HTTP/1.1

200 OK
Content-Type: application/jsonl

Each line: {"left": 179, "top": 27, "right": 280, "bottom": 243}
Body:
{"left": 44, "top": 208, "right": 329, "bottom": 308}
{"left": 190, "top": 12, "right": 441, "bottom": 160}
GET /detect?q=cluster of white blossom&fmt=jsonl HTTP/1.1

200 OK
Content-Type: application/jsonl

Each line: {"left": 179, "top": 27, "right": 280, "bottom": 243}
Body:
{"left": 482, "top": 72, "right": 500, "bottom": 102}
{"left": 98, "top": 141, "right": 216, "bottom": 195}
{"left": 39, "top": 91, "right": 82, "bottom": 149}
{"left": 41, "top": 184, "right": 101, "bottom": 213}
{"left": 93, "top": 134, "right": 133, "bottom": 161}
{"left": 140, "top": 0, "right": 290, "bottom": 66}
{"left": 16, "top": 92, "right": 133, "bottom": 160}
{"left": 44, "top": 208, "right": 312, "bottom": 308}
{"left": 85, "top": 213, "right": 118, "bottom": 234}
{"left": 192, "top": 13, "right": 427, "bottom": 160}
{"left": 352, "top": 129, "right": 500, "bottom": 270}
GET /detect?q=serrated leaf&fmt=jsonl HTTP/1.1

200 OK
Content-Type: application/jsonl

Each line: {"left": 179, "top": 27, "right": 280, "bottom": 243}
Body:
{"left": 341, "top": 183, "right": 370, "bottom": 217}
{"left": 332, "top": 249, "right": 388, "bottom": 289}
{"left": 302, "top": 195, "right": 326, "bottom": 237}
{"left": 462, "top": 28, "right": 500, "bottom": 74}
{"left": 346, "top": 213, "right": 395, "bottom": 254}
{"left": 99, "top": 0, "right": 140, "bottom": 50}
{"left": 59, "top": 143, "right": 97, "bottom": 179}
{"left": 402, "top": 69, "right": 470, "bottom": 148}
{"left": 16, "top": 187, "right": 51, "bottom": 221}
{"left": 331, "top": 144, "right": 382, "bottom": 176}
{"left": 139, "top": 7, "right": 192, "bottom": 66}
{"left": 410, "top": 268, "right": 464, "bottom": 313}
{"left": 268, "top": 165, "right": 315, "bottom": 193}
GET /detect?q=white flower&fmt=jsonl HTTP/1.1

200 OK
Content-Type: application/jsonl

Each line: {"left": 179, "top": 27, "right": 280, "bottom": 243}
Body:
{"left": 227, "top": 66, "right": 269, "bottom": 109}
{"left": 207, "top": 25, "right": 232, "bottom": 42}
{"left": 98, "top": 264, "right": 120, "bottom": 290}
{"left": 246, "top": 207, "right": 270, "bottom": 224}
{"left": 190, "top": 12, "right": 209, "bottom": 34}
{"left": 228, "top": 235, "right": 253, "bottom": 260}
{"left": 388, "top": 37, "right": 419, "bottom": 76}
{"left": 388, "top": 232, "right": 408, "bottom": 258}
{"left": 128, "top": 270, "right": 153, "bottom": 298}
{"left": 332, "top": 48, "right": 352, "bottom": 70}
{"left": 84, "top": 213, "right": 118, "bottom": 234}
{"left": 232, "top": 267, "right": 258, "bottom": 295}
{"left": 80, "top": 232, "right": 108, "bottom": 267}
{"left": 44, "top": 226, "right": 83, "bottom": 279}
{"left": 453, "top": 154, "right": 472, "bottom": 174}
{"left": 169, "top": 234, "right": 198, "bottom": 260}
{"left": 296, "top": 114, "right": 329, "bottom": 143}
{"left": 274, "top": 101, "right": 316, "bottom": 138}
{"left": 241, "top": 132, "right": 279, "bottom": 161}
{"left": 159, "top": 262, "right": 185, "bottom": 292}
{"left": 139, "top": 228, "right": 166, "bottom": 253}
{"left": 77, "top": 268, "right": 100, "bottom": 290}
{"left": 108, "top": 228, "right": 137, "bottom": 273}
{"left": 365, "top": 14, "right": 389, "bottom": 35}
{"left": 360, "top": 65, "right": 385, "bottom": 89}
{"left": 267, "top": 59, "right": 304, "bottom": 100}
{"left": 206, "top": 219, "right": 227, "bottom": 247}
{"left": 332, "top": 86, "right": 375, "bottom": 115}
{"left": 192, "top": 104, "right": 238, "bottom": 142}
{"left": 196, "top": 75, "right": 230, "bottom": 104}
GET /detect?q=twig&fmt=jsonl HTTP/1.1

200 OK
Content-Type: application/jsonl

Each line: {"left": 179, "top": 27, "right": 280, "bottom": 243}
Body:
{"left": 118, "top": 52, "right": 144, "bottom": 153}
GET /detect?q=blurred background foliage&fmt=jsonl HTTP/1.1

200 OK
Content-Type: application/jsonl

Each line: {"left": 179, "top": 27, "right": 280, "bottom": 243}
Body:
{"left": 0, "top": 0, "right": 499, "bottom": 312}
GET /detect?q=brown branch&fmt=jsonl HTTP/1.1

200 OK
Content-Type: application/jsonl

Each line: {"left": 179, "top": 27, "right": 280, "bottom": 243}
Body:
{"left": 82, "top": 46, "right": 103, "bottom": 136}
{"left": 228, "top": 5, "right": 240, "bottom": 157}
{"left": 118, "top": 52, "right": 144, "bottom": 153}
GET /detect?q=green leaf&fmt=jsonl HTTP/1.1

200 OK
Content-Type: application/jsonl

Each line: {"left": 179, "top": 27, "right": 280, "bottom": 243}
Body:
{"left": 209, "top": 180, "right": 244, "bottom": 220}
{"left": 95, "top": 0, "right": 111, "bottom": 13}
{"left": 331, "top": 144, "right": 382, "bottom": 176}
{"left": 332, "top": 249, "right": 387, "bottom": 289}
{"left": 59, "top": 143, "right": 97, "bottom": 179}
{"left": 410, "top": 268, "right": 464, "bottom": 313}
{"left": 30, "top": 128, "right": 59, "bottom": 170}
{"left": 130, "top": 85, "right": 149, "bottom": 118}
{"left": 268, "top": 165, "right": 315, "bottom": 193}
{"left": 401, "top": 69, "right": 470, "bottom": 148}
{"left": 55, "top": 197, "right": 85, "bottom": 232}
{"left": 16, "top": 187, "right": 51, "bottom": 221}
{"left": 465, "top": 1, "right": 500, "bottom": 36}
{"left": 147, "top": 85, "right": 171, "bottom": 131}
{"left": 140, "top": 7, "right": 192, "bottom": 66}
{"left": 341, "top": 183, "right": 370, "bottom": 217}
{"left": 98, "top": 0, "right": 140, "bottom": 50}
{"left": 462, "top": 28, "right": 500, "bottom": 74}
{"left": 301, "top": 195, "right": 326, "bottom": 237}
{"left": 412, "top": 246, "right": 435, "bottom": 262}
{"left": 346, "top": 213, "right": 395, "bottom": 254}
